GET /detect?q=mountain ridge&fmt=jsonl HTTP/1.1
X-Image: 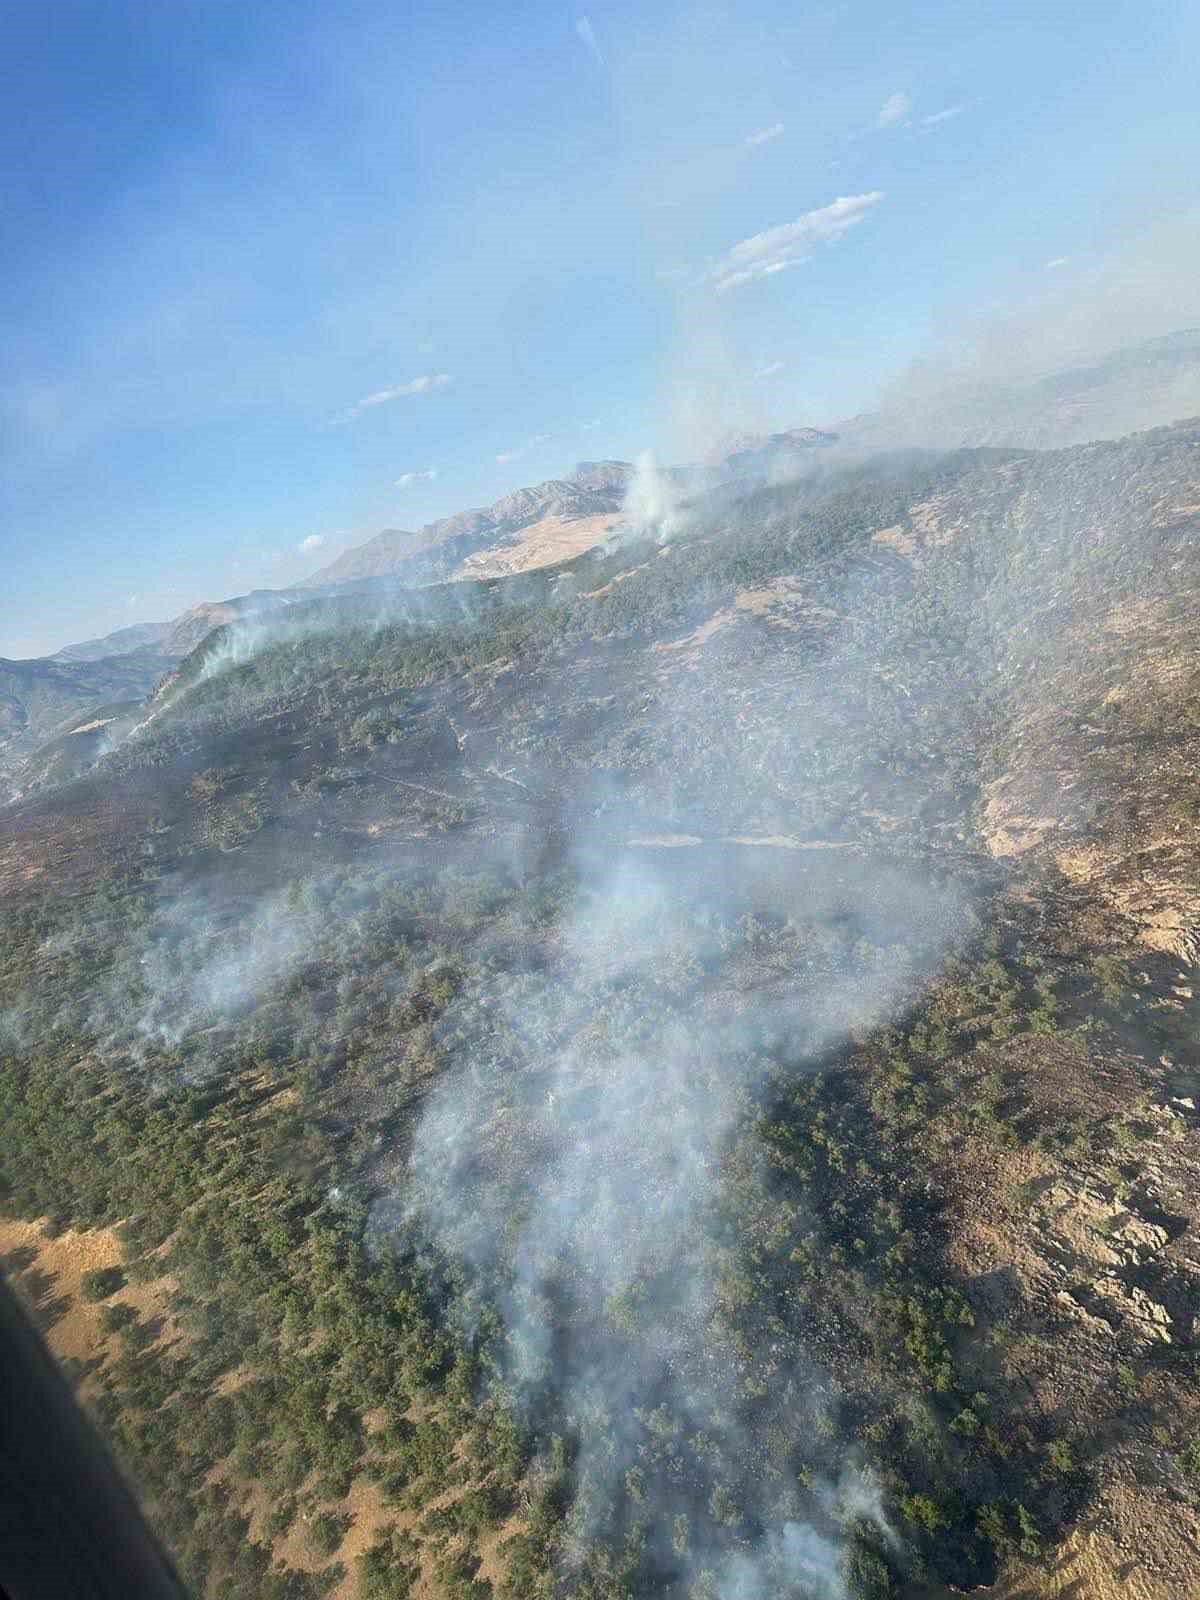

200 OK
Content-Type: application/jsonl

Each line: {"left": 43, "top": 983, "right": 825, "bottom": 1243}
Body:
{"left": 300, "top": 460, "right": 638, "bottom": 589}
{"left": 302, "top": 437, "right": 841, "bottom": 589}
{"left": 31, "top": 327, "right": 1200, "bottom": 677}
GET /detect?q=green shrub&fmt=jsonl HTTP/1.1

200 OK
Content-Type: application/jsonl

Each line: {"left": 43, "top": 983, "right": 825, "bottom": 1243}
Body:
{"left": 264, "top": 1495, "right": 299, "bottom": 1540}
{"left": 355, "top": 1524, "right": 421, "bottom": 1599}
{"left": 305, "top": 1510, "right": 349, "bottom": 1558}
{"left": 844, "top": 1542, "right": 895, "bottom": 1598}
{"left": 80, "top": 1265, "right": 126, "bottom": 1302}
{"left": 98, "top": 1302, "right": 138, "bottom": 1336}
{"left": 898, "top": 1493, "right": 946, "bottom": 1534}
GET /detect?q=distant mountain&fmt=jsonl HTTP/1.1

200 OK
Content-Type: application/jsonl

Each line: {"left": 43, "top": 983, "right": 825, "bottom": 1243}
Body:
{"left": 304, "top": 461, "right": 637, "bottom": 588}
{"left": 159, "top": 590, "right": 311, "bottom": 657}
{"left": 9, "top": 437, "right": 842, "bottom": 798}
{"left": 0, "top": 649, "right": 174, "bottom": 797}
{"left": 46, "top": 438, "right": 840, "bottom": 681}
{"left": 52, "top": 621, "right": 172, "bottom": 662}
{"left": 39, "top": 331, "right": 1200, "bottom": 684}
{"left": 36, "top": 325, "right": 1197, "bottom": 716}
{"left": 49, "top": 590, "right": 315, "bottom": 672}
{"left": 840, "top": 327, "right": 1200, "bottom": 451}
{"left": 3, "top": 591, "right": 318, "bottom": 795}
{"left": 721, "top": 427, "right": 838, "bottom": 476}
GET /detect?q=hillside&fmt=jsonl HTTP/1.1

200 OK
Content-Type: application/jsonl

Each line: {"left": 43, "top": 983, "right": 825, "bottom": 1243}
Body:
{"left": 3, "top": 423, "right": 1200, "bottom": 1600}
{"left": 53, "top": 621, "right": 175, "bottom": 662}
{"left": 157, "top": 591, "right": 315, "bottom": 658}
{"left": 5, "top": 429, "right": 830, "bottom": 802}
{"left": 3, "top": 593, "right": 318, "bottom": 797}
{"left": 0, "top": 650, "right": 175, "bottom": 799}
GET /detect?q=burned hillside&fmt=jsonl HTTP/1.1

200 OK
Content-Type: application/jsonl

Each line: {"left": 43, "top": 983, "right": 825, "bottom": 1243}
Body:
{"left": 3, "top": 425, "right": 1200, "bottom": 1600}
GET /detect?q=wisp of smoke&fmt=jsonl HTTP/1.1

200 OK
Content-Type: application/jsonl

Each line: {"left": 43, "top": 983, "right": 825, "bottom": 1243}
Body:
{"left": 623, "top": 450, "right": 691, "bottom": 543}
{"left": 393, "top": 837, "right": 968, "bottom": 1595}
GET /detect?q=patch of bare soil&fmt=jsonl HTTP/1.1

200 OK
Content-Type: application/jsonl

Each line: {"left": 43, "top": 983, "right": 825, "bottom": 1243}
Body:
{"left": 732, "top": 577, "right": 839, "bottom": 631}
{"left": 239, "top": 1468, "right": 394, "bottom": 1600}
{"left": 331, "top": 1477, "right": 395, "bottom": 1596}
{"left": 652, "top": 606, "right": 739, "bottom": 666}
{"left": 211, "top": 1392, "right": 523, "bottom": 1600}
{"left": 477, "top": 1511, "right": 527, "bottom": 1590}
{"left": 650, "top": 580, "right": 838, "bottom": 674}
{"left": 872, "top": 494, "right": 970, "bottom": 563}
{"left": 454, "top": 511, "right": 620, "bottom": 579}
{"left": 0, "top": 1214, "right": 179, "bottom": 1376}
{"left": 914, "top": 1516, "right": 1181, "bottom": 1600}
{"left": 581, "top": 560, "right": 651, "bottom": 599}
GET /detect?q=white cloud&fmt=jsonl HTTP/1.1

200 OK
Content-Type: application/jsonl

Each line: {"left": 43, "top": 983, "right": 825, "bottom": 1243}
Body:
{"left": 360, "top": 374, "right": 450, "bottom": 405}
{"left": 921, "top": 104, "right": 964, "bottom": 126}
{"left": 395, "top": 468, "right": 438, "bottom": 488}
{"left": 299, "top": 533, "right": 325, "bottom": 552}
{"left": 876, "top": 91, "right": 911, "bottom": 128}
{"left": 755, "top": 361, "right": 785, "bottom": 378}
{"left": 1045, "top": 256, "right": 1070, "bottom": 270}
{"left": 745, "top": 122, "right": 785, "bottom": 148}
{"left": 710, "top": 191, "right": 884, "bottom": 292}
{"left": 576, "top": 15, "right": 604, "bottom": 68}
{"left": 339, "top": 373, "right": 451, "bottom": 422}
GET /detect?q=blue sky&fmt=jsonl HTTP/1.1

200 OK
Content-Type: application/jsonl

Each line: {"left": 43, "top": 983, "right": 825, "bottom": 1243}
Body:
{"left": 3, "top": 0, "right": 1198, "bottom": 656}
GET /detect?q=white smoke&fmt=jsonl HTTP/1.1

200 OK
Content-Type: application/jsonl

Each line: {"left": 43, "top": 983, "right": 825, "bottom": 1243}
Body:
{"left": 396, "top": 831, "right": 966, "bottom": 1591}
{"left": 622, "top": 450, "right": 690, "bottom": 542}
